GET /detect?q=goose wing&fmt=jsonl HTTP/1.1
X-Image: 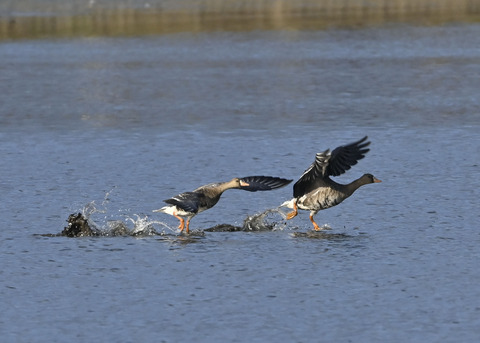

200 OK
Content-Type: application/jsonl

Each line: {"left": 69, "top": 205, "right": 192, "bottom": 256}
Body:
{"left": 164, "top": 192, "right": 201, "bottom": 214}
{"left": 292, "top": 136, "right": 370, "bottom": 198}
{"left": 238, "top": 176, "right": 292, "bottom": 192}
{"left": 293, "top": 149, "right": 331, "bottom": 198}
{"left": 326, "top": 136, "right": 370, "bottom": 176}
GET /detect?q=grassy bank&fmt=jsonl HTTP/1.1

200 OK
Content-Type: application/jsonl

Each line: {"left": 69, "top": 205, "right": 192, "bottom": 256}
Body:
{"left": 1, "top": 0, "right": 480, "bottom": 40}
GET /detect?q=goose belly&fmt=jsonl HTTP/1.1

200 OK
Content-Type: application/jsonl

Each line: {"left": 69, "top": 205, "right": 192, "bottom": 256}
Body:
{"left": 298, "top": 188, "right": 344, "bottom": 211}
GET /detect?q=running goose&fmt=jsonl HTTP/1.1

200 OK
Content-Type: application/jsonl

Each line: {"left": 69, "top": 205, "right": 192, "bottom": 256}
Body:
{"left": 281, "top": 136, "right": 381, "bottom": 231}
{"left": 154, "top": 176, "right": 292, "bottom": 234}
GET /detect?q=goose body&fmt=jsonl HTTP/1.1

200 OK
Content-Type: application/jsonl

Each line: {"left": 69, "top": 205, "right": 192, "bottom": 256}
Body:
{"left": 281, "top": 136, "right": 381, "bottom": 231}
{"left": 154, "top": 176, "right": 292, "bottom": 233}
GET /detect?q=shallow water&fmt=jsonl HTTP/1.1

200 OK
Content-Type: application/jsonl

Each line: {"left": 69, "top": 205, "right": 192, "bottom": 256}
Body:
{"left": 1, "top": 25, "right": 480, "bottom": 342}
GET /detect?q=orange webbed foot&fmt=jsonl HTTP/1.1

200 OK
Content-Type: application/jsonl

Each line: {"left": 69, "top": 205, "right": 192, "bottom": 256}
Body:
{"left": 286, "top": 211, "right": 297, "bottom": 220}
{"left": 310, "top": 215, "right": 322, "bottom": 231}
{"left": 177, "top": 219, "right": 185, "bottom": 230}
{"left": 286, "top": 201, "right": 298, "bottom": 220}
{"left": 173, "top": 213, "right": 185, "bottom": 231}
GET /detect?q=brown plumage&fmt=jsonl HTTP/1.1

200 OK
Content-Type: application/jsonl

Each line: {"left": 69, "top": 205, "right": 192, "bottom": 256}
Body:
{"left": 281, "top": 136, "right": 381, "bottom": 230}
{"left": 154, "top": 176, "right": 292, "bottom": 234}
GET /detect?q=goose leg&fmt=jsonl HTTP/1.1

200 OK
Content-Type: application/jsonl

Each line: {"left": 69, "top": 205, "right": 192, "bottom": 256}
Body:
{"left": 286, "top": 201, "right": 298, "bottom": 220}
{"left": 173, "top": 213, "right": 185, "bottom": 231}
{"left": 309, "top": 214, "right": 321, "bottom": 231}
{"left": 185, "top": 218, "right": 191, "bottom": 234}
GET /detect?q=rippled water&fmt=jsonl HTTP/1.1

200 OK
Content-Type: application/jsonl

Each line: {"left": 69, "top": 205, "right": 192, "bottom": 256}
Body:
{"left": 1, "top": 24, "right": 480, "bottom": 342}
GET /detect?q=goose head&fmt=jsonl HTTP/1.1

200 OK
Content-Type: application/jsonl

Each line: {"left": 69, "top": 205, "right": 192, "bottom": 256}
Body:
{"left": 361, "top": 174, "right": 382, "bottom": 184}
{"left": 229, "top": 177, "right": 250, "bottom": 188}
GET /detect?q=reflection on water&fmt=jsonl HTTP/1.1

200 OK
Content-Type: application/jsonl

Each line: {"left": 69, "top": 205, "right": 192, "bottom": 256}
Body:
{"left": 1, "top": 0, "right": 480, "bottom": 40}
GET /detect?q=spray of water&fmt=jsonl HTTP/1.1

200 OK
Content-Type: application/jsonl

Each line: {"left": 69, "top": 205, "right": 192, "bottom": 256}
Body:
{"left": 64, "top": 191, "right": 335, "bottom": 237}
{"left": 242, "top": 207, "right": 290, "bottom": 231}
{"left": 67, "top": 188, "right": 179, "bottom": 237}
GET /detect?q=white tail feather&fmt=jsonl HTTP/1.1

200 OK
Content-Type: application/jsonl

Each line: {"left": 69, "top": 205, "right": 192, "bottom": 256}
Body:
{"left": 280, "top": 199, "right": 295, "bottom": 209}
{"left": 152, "top": 206, "right": 174, "bottom": 215}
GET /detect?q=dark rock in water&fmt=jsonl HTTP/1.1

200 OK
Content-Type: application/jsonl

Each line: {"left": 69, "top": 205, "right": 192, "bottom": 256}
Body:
{"left": 61, "top": 213, "right": 98, "bottom": 237}
{"left": 204, "top": 224, "right": 243, "bottom": 232}
{"left": 58, "top": 213, "right": 161, "bottom": 237}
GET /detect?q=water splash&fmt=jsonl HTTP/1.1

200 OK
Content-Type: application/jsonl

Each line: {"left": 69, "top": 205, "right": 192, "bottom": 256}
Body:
{"left": 242, "top": 207, "right": 337, "bottom": 233}
{"left": 125, "top": 214, "right": 176, "bottom": 236}
{"left": 61, "top": 191, "right": 336, "bottom": 237}
{"left": 242, "top": 208, "right": 290, "bottom": 231}
{"left": 317, "top": 224, "right": 333, "bottom": 231}
{"left": 82, "top": 186, "right": 115, "bottom": 218}
{"left": 58, "top": 189, "right": 183, "bottom": 237}
{"left": 80, "top": 187, "right": 115, "bottom": 231}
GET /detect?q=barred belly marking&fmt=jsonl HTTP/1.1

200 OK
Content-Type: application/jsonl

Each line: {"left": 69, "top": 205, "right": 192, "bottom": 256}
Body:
{"left": 298, "top": 188, "right": 343, "bottom": 211}
{"left": 320, "top": 196, "right": 339, "bottom": 209}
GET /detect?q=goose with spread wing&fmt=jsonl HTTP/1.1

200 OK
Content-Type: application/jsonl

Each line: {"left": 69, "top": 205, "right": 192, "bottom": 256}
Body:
{"left": 281, "top": 136, "right": 381, "bottom": 231}
{"left": 154, "top": 176, "right": 292, "bottom": 234}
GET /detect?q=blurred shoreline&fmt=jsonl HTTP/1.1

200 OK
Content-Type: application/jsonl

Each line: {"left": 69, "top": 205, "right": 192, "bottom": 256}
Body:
{"left": 1, "top": 0, "right": 480, "bottom": 40}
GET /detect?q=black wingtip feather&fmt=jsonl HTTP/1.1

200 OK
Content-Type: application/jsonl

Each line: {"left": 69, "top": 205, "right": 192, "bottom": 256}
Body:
{"left": 325, "top": 136, "right": 372, "bottom": 177}
{"left": 239, "top": 176, "right": 293, "bottom": 192}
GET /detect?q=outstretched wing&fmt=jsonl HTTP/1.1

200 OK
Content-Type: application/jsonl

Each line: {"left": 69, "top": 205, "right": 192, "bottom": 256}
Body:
{"left": 292, "top": 136, "right": 370, "bottom": 198}
{"left": 293, "top": 149, "right": 331, "bottom": 198}
{"left": 164, "top": 191, "right": 201, "bottom": 214}
{"left": 326, "top": 136, "right": 370, "bottom": 176}
{"left": 238, "top": 176, "right": 292, "bottom": 192}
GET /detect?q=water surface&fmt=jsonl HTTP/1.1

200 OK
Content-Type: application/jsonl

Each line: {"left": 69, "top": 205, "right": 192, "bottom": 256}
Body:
{"left": 1, "top": 25, "right": 480, "bottom": 342}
